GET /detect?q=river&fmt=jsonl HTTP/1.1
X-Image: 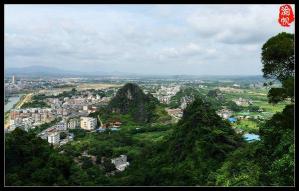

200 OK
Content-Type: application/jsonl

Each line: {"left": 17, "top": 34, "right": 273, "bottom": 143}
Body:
{"left": 4, "top": 94, "right": 24, "bottom": 113}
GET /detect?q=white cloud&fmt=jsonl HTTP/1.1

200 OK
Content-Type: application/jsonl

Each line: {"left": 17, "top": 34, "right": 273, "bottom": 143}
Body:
{"left": 4, "top": 4, "right": 295, "bottom": 75}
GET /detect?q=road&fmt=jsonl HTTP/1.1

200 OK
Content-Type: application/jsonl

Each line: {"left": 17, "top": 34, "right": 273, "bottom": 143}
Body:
{"left": 15, "top": 93, "right": 33, "bottom": 109}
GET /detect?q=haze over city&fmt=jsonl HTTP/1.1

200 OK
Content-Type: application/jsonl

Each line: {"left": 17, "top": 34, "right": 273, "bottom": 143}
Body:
{"left": 5, "top": 4, "right": 294, "bottom": 75}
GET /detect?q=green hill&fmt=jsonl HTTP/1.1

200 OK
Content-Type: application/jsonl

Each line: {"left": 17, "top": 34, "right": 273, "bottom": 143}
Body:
{"left": 169, "top": 87, "right": 203, "bottom": 108}
{"left": 108, "top": 83, "right": 160, "bottom": 123}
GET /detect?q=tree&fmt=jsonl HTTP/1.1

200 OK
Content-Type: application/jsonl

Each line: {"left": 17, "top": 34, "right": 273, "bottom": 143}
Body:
{"left": 226, "top": 101, "right": 243, "bottom": 112}
{"left": 214, "top": 143, "right": 262, "bottom": 186}
{"left": 102, "top": 158, "right": 116, "bottom": 173}
{"left": 60, "top": 132, "right": 67, "bottom": 139}
{"left": 257, "top": 32, "right": 294, "bottom": 186}
{"left": 262, "top": 32, "right": 294, "bottom": 82}
{"left": 261, "top": 32, "right": 294, "bottom": 104}
{"left": 248, "top": 105, "right": 260, "bottom": 112}
{"left": 5, "top": 128, "right": 74, "bottom": 186}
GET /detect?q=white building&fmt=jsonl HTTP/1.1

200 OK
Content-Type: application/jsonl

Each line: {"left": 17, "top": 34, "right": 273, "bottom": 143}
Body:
{"left": 68, "top": 118, "right": 80, "bottom": 129}
{"left": 56, "top": 121, "right": 67, "bottom": 131}
{"left": 83, "top": 105, "right": 89, "bottom": 111}
{"left": 111, "top": 155, "right": 130, "bottom": 172}
{"left": 80, "top": 117, "right": 97, "bottom": 130}
{"left": 12, "top": 75, "right": 15, "bottom": 84}
{"left": 217, "top": 109, "right": 233, "bottom": 119}
{"left": 48, "top": 131, "right": 60, "bottom": 145}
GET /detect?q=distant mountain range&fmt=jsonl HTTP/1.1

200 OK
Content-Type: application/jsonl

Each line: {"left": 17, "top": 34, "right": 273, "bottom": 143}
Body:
{"left": 4, "top": 65, "right": 264, "bottom": 80}
{"left": 4, "top": 66, "right": 108, "bottom": 77}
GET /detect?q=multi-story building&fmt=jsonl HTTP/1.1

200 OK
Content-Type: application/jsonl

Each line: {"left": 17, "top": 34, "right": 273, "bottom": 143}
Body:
{"left": 12, "top": 75, "right": 15, "bottom": 84}
{"left": 56, "top": 120, "right": 67, "bottom": 131}
{"left": 47, "top": 131, "right": 60, "bottom": 145}
{"left": 68, "top": 118, "right": 80, "bottom": 129}
{"left": 80, "top": 117, "right": 97, "bottom": 130}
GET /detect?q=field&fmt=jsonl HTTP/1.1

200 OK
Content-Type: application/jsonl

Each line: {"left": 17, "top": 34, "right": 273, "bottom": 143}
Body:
{"left": 220, "top": 87, "right": 288, "bottom": 133}
{"left": 77, "top": 83, "right": 123, "bottom": 90}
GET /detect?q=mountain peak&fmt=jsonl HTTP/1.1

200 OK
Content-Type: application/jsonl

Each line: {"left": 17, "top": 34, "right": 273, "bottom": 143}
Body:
{"left": 108, "top": 83, "right": 159, "bottom": 123}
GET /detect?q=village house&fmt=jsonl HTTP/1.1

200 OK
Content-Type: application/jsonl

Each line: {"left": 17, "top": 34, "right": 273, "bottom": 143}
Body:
{"left": 216, "top": 108, "right": 233, "bottom": 119}
{"left": 111, "top": 155, "right": 130, "bottom": 172}
{"left": 166, "top": 108, "right": 183, "bottom": 119}
{"left": 233, "top": 97, "right": 251, "bottom": 106}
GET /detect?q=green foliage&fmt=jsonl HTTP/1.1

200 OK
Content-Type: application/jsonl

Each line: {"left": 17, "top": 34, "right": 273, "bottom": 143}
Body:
{"left": 257, "top": 104, "right": 294, "bottom": 186}
{"left": 214, "top": 143, "right": 261, "bottom": 186}
{"left": 168, "top": 87, "right": 203, "bottom": 108}
{"left": 261, "top": 32, "right": 294, "bottom": 104}
{"left": 20, "top": 100, "right": 50, "bottom": 109}
{"left": 226, "top": 100, "right": 243, "bottom": 112}
{"left": 266, "top": 144, "right": 294, "bottom": 186}
{"left": 166, "top": 98, "right": 242, "bottom": 184}
{"left": 69, "top": 128, "right": 86, "bottom": 139}
{"left": 103, "top": 158, "right": 116, "bottom": 173}
{"left": 207, "top": 89, "right": 224, "bottom": 101}
{"left": 5, "top": 128, "right": 73, "bottom": 186}
{"left": 60, "top": 132, "right": 67, "bottom": 139}
{"left": 261, "top": 32, "right": 294, "bottom": 82}
{"left": 267, "top": 76, "right": 294, "bottom": 104}
{"left": 247, "top": 105, "right": 260, "bottom": 112}
{"left": 29, "top": 118, "right": 61, "bottom": 134}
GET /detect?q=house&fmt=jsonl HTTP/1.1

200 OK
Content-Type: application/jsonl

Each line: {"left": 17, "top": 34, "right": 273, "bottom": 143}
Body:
{"left": 166, "top": 108, "right": 183, "bottom": 119}
{"left": 111, "top": 155, "right": 130, "bottom": 172}
{"left": 216, "top": 109, "right": 233, "bottom": 119}
{"left": 233, "top": 97, "right": 250, "bottom": 106}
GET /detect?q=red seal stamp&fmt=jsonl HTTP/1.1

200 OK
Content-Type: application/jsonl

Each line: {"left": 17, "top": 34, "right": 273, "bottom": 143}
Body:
{"left": 278, "top": 4, "right": 295, "bottom": 27}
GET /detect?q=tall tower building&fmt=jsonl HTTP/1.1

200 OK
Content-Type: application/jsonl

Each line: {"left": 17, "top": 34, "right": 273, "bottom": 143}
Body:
{"left": 12, "top": 75, "right": 15, "bottom": 84}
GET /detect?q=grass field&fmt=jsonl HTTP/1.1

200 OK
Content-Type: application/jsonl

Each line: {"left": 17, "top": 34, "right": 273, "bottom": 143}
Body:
{"left": 235, "top": 119, "right": 259, "bottom": 133}
{"left": 254, "top": 101, "right": 287, "bottom": 113}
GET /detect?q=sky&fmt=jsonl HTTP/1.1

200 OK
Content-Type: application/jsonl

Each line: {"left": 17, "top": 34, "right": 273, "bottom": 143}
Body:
{"left": 4, "top": 4, "right": 295, "bottom": 75}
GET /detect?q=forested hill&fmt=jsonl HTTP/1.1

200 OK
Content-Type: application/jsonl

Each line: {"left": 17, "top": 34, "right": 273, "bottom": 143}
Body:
{"left": 108, "top": 83, "right": 160, "bottom": 123}
{"left": 169, "top": 87, "right": 203, "bottom": 108}
{"left": 170, "top": 98, "right": 241, "bottom": 161}
{"left": 118, "top": 97, "right": 243, "bottom": 186}
{"left": 166, "top": 98, "right": 242, "bottom": 184}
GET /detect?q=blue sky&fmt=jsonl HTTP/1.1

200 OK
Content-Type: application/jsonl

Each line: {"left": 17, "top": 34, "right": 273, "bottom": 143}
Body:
{"left": 5, "top": 4, "right": 295, "bottom": 75}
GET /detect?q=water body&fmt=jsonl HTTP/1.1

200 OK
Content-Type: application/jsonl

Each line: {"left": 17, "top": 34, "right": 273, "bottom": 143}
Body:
{"left": 4, "top": 94, "right": 23, "bottom": 113}
{"left": 243, "top": 133, "right": 260, "bottom": 142}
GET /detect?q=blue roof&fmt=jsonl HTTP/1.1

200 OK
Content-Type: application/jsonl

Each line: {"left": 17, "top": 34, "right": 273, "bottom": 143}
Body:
{"left": 243, "top": 133, "right": 260, "bottom": 142}
{"left": 228, "top": 117, "right": 237, "bottom": 123}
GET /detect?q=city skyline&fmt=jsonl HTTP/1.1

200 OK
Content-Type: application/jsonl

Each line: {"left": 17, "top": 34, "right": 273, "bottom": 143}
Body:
{"left": 5, "top": 4, "right": 295, "bottom": 75}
